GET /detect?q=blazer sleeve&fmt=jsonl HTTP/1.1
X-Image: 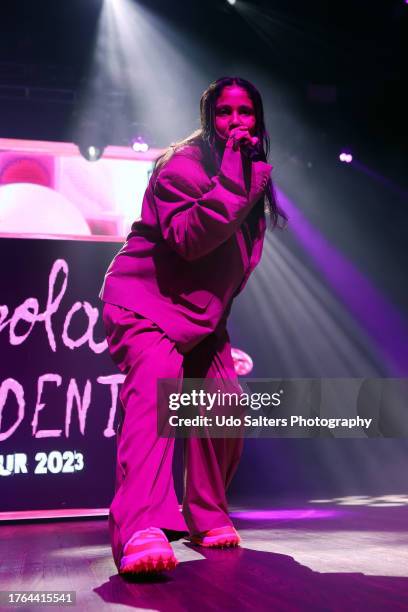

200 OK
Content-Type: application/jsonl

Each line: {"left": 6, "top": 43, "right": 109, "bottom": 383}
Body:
{"left": 153, "top": 142, "right": 273, "bottom": 261}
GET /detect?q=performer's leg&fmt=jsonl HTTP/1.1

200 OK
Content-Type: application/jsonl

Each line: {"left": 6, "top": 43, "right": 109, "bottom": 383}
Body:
{"left": 103, "top": 304, "right": 188, "bottom": 569}
{"left": 182, "top": 329, "right": 244, "bottom": 535}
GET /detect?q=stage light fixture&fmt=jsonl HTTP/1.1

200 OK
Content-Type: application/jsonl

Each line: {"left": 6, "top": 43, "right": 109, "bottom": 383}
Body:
{"left": 74, "top": 114, "right": 108, "bottom": 162}
{"left": 227, "top": 0, "right": 237, "bottom": 5}
{"left": 129, "top": 122, "right": 151, "bottom": 153}
{"left": 131, "top": 136, "right": 149, "bottom": 153}
{"left": 339, "top": 152, "right": 353, "bottom": 163}
{"left": 78, "top": 144, "right": 105, "bottom": 162}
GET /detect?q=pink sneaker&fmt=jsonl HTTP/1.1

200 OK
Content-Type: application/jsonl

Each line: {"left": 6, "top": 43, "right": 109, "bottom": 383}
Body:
{"left": 119, "top": 527, "right": 178, "bottom": 574}
{"left": 190, "top": 525, "right": 241, "bottom": 548}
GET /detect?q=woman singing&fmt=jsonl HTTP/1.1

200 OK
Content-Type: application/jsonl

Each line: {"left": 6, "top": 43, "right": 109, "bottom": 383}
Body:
{"left": 100, "top": 76, "right": 286, "bottom": 575}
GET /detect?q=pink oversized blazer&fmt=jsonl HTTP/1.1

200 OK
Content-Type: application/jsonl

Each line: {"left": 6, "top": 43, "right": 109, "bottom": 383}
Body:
{"left": 99, "top": 141, "right": 273, "bottom": 352}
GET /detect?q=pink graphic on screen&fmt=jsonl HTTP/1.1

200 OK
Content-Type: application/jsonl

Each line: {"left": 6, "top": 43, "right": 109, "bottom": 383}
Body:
{"left": 0, "top": 139, "right": 163, "bottom": 239}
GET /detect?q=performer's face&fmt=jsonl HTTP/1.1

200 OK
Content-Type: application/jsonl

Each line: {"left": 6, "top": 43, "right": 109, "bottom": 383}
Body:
{"left": 214, "top": 86, "right": 256, "bottom": 142}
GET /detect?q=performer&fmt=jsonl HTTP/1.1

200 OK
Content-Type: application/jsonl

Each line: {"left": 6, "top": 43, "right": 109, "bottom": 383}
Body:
{"left": 99, "top": 76, "right": 286, "bottom": 575}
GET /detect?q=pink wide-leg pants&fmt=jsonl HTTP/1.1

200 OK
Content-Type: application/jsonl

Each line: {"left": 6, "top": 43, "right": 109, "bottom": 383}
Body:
{"left": 102, "top": 303, "right": 244, "bottom": 568}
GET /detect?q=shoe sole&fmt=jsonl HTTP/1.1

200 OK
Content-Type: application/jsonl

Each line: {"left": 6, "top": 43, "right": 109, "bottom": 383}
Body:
{"left": 189, "top": 535, "right": 241, "bottom": 548}
{"left": 120, "top": 549, "right": 178, "bottom": 574}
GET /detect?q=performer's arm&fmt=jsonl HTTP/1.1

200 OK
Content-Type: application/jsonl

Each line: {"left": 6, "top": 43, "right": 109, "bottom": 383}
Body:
{"left": 153, "top": 142, "right": 272, "bottom": 261}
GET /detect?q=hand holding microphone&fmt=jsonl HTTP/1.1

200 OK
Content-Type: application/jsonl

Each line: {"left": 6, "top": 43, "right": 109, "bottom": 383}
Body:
{"left": 224, "top": 126, "right": 264, "bottom": 193}
{"left": 227, "top": 126, "right": 260, "bottom": 158}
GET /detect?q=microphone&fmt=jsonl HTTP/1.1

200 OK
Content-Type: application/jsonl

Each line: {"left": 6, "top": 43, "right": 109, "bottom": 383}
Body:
{"left": 240, "top": 139, "right": 261, "bottom": 160}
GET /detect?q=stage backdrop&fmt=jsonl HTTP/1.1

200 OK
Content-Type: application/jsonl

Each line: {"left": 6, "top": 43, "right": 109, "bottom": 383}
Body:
{"left": 0, "top": 138, "right": 162, "bottom": 513}
{"left": 0, "top": 237, "right": 126, "bottom": 511}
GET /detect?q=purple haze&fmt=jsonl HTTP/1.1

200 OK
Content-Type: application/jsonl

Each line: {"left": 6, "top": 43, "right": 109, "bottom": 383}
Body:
{"left": 277, "top": 188, "right": 408, "bottom": 375}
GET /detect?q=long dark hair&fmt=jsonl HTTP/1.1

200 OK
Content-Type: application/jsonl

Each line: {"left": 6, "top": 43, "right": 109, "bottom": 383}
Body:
{"left": 154, "top": 76, "right": 287, "bottom": 229}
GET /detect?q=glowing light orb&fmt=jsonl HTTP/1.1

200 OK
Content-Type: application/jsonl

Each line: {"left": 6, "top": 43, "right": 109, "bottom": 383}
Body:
{"left": 339, "top": 152, "right": 353, "bottom": 163}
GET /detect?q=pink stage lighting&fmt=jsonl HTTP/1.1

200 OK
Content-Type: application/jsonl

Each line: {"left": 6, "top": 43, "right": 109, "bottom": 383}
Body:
{"left": 131, "top": 136, "right": 149, "bottom": 153}
{"left": 339, "top": 152, "right": 353, "bottom": 163}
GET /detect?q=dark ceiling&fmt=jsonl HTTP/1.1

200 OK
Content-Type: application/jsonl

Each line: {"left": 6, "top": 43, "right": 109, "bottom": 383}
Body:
{"left": 0, "top": 0, "right": 406, "bottom": 158}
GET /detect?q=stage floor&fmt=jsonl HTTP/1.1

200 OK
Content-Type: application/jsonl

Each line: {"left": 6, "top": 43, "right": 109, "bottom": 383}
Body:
{"left": 1, "top": 501, "right": 407, "bottom": 611}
